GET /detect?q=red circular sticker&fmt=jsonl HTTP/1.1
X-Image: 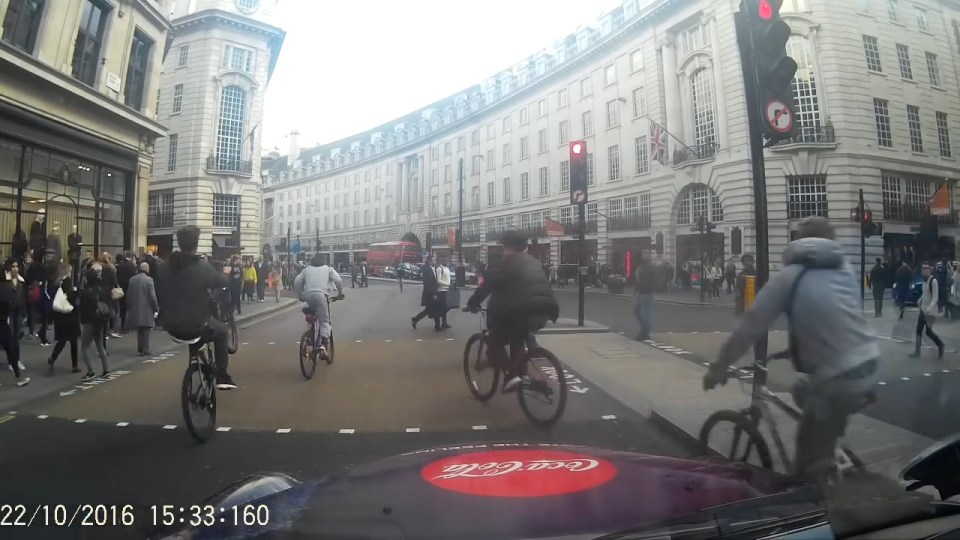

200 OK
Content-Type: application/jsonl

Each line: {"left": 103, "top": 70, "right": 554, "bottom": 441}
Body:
{"left": 421, "top": 449, "right": 617, "bottom": 498}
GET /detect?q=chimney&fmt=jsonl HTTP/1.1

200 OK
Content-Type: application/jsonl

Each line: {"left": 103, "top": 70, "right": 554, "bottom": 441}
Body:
{"left": 287, "top": 129, "right": 300, "bottom": 167}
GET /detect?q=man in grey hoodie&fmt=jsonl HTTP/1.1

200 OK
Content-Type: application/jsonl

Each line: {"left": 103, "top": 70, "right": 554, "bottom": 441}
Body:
{"left": 294, "top": 254, "right": 344, "bottom": 362}
{"left": 703, "top": 216, "right": 879, "bottom": 481}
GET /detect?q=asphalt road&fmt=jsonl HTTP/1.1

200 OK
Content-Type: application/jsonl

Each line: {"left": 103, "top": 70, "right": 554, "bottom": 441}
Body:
{"left": 0, "top": 280, "right": 692, "bottom": 539}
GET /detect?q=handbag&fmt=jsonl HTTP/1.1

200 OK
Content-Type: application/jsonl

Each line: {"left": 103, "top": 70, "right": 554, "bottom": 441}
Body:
{"left": 27, "top": 284, "right": 41, "bottom": 303}
{"left": 52, "top": 288, "right": 73, "bottom": 314}
{"left": 111, "top": 287, "right": 124, "bottom": 300}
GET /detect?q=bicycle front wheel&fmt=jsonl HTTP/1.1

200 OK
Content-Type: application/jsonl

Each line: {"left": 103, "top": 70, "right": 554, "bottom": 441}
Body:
{"left": 699, "top": 410, "right": 773, "bottom": 469}
{"left": 517, "top": 347, "right": 567, "bottom": 427}
{"left": 299, "top": 329, "right": 317, "bottom": 380}
{"left": 181, "top": 360, "right": 217, "bottom": 443}
{"left": 464, "top": 332, "right": 499, "bottom": 401}
{"left": 326, "top": 332, "right": 335, "bottom": 364}
{"left": 225, "top": 312, "right": 239, "bottom": 354}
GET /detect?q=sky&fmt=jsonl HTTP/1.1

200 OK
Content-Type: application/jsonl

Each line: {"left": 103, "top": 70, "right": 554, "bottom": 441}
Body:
{"left": 261, "top": 0, "right": 625, "bottom": 154}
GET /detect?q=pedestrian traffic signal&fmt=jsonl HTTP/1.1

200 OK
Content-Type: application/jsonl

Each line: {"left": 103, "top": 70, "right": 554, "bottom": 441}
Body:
{"left": 569, "top": 141, "right": 588, "bottom": 205}
{"left": 741, "top": 0, "right": 798, "bottom": 144}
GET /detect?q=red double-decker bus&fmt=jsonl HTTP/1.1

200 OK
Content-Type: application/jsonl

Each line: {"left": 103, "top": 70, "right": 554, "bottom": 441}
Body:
{"left": 366, "top": 241, "right": 421, "bottom": 276}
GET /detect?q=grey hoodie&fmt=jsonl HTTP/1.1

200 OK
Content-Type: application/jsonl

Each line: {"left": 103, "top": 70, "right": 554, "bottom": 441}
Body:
{"left": 717, "top": 238, "right": 879, "bottom": 382}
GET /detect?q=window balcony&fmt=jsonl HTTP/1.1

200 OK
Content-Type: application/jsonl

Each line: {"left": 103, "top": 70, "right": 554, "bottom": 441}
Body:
{"left": 147, "top": 212, "right": 174, "bottom": 228}
{"left": 607, "top": 213, "right": 652, "bottom": 232}
{"left": 884, "top": 202, "right": 957, "bottom": 225}
{"left": 772, "top": 125, "right": 836, "bottom": 148}
{"left": 207, "top": 156, "right": 253, "bottom": 176}
{"left": 462, "top": 232, "right": 481, "bottom": 243}
{"left": 332, "top": 242, "right": 351, "bottom": 250}
{"left": 563, "top": 220, "right": 598, "bottom": 235}
{"left": 672, "top": 143, "right": 718, "bottom": 166}
{"left": 521, "top": 226, "right": 547, "bottom": 238}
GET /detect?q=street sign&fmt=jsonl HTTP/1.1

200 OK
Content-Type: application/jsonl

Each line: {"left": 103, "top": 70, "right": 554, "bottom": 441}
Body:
{"left": 292, "top": 240, "right": 301, "bottom": 254}
{"left": 764, "top": 99, "right": 793, "bottom": 133}
{"left": 572, "top": 189, "right": 586, "bottom": 205}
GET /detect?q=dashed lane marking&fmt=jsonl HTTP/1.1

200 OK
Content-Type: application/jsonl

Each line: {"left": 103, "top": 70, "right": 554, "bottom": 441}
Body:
{"left": 385, "top": 339, "right": 392, "bottom": 343}
{"left": 472, "top": 425, "right": 487, "bottom": 430}
{"left": 8, "top": 410, "right": 16, "bottom": 415}
{"left": 339, "top": 428, "right": 355, "bottom": 434}
{"left": 644, "top": 340, "right": 695, "bottom": 357}
{"left": 405, "top": 427, "right": 421, "bottom": 433}
{"left": 276, "top": 428, "right": 292, "bottom": 434}
{"left": 446, "top": 338, "right": 454, "bottom": 341}
{"left": 602, "top": 415, "right": 617, "bottom": 420}
{"left": 116, "top": 422, "right": 128, "bottom": 427}
{"left": 162, "top": 425, "right": 176, "bottom": 430}
{"left": 37, "top": 415, "right": 47, "bottom": 420}
{"left": 75, "top": 419, "right": 87, "bottom": 423}
{"left": 267, "top": 342, "right": 275, "bottom": 345}
{"left": 242, "top": 342, "right": 249, "bottom": 346}
{"left": 216, "top": 427, "right": 232, "bottom": 432}
{"left": 416, "top": 339, "right": 423, "bottom": 342}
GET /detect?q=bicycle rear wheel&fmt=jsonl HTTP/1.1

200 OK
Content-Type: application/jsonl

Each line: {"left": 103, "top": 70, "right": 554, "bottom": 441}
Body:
{"left": 181, "top": 358, "right": 217, "bottom": 443}
{"left": 326, "top": 332, "right": 335, "bottom": 364}
{"left": 463, "top": 332, "right": 499, "bottom": 401}
{"left": 699, "top": 410, "right": 773, "bottom": 469}
{"left": 517, "top": 347, "right": 567, "bottom": 427}
{"left": 225, "top": 312, "right": 238, "bottom": 354}
{"left": 299, "top": 329, "right": 316, "bottom": 380}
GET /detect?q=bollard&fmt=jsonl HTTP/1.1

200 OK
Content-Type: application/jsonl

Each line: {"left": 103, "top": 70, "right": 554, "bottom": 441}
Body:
{"left": 744, "top": 275, "right": 757, "bottom": 310}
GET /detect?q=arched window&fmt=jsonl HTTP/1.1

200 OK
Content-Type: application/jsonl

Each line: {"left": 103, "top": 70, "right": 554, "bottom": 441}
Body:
{"left": 786, "top": 34, "right": 821, "bottom": 134}
{"left": 215, "top": 85, "right": 246, "bottom": 169}
{"left": 690, "top": 69, "right": 716, "bottom": 150}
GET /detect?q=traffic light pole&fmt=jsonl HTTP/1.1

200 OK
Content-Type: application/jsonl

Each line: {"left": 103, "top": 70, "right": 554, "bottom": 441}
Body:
{"left": 286, "top": 225, "right": 291, "bottom": 265}
{"left": 456, "top": 158, "right": 465, "bottom": 286}
{"left": 859, "top": 188, "right": 866, "bottom": 303}
{"left": 735, "top": 9, "right": 770, "bottom": 364}
{"left": 578, "top": 202, "right": 586, "bottom": 327}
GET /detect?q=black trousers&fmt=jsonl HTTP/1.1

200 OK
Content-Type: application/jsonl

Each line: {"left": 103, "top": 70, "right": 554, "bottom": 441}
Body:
{"left": 186, "top": 317, "right": 230, "bottom": 377}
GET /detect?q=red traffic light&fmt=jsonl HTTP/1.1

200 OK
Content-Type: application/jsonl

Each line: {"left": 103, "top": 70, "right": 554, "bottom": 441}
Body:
{"left": 759, "top": 0, "right": 773, "bottom": 19}
{"left": 570, "top": 142, "right": 583, "bottom": 155}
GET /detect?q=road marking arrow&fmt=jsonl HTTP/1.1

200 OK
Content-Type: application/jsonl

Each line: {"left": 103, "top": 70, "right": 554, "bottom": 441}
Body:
{"left": 569, "top": 386, "right": 589, "bottom": 394}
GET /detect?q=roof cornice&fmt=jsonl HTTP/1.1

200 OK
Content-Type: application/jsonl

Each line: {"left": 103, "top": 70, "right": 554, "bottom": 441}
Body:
{"left": 172, "top": 9, "right": 285, "bottom": 83}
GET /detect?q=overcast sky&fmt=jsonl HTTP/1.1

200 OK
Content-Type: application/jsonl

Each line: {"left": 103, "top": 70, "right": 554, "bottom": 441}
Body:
{"left": 261, "top": 0, "right": 624, "bottom": 153}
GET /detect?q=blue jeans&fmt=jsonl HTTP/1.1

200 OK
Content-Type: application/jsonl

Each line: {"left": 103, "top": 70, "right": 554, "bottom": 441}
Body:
{"left": 633, "top": 294, "right": 653, "bottom": 340}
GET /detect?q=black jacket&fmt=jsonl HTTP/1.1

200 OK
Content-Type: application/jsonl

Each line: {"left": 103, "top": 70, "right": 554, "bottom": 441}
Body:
{"left": 0, "top": 282, "right": 17, "bottom": 322}
{"left": 467, "top": 252, "right": 559, "bottom": 323}
{"left": 634, "top": 262, "right": 657, "bottom": 295}
{"left": 117, "top": 259, "right": 138, "bottom": 290}
{"left": 157, "top": 251, "right": 227, "bottom": 336}
{"left": 78, "top": 280, "right": 110, "bottom": 325}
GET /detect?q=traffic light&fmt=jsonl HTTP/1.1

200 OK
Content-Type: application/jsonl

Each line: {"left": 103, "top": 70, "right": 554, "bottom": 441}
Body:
{"left": 569, "top": 141, "right": 588, "bottom": 205}
{"left": 742, "top": 0, "right": 798, "bottom": 144}
{"left": 851, "top": 206, "right": 882, "bottom": 237}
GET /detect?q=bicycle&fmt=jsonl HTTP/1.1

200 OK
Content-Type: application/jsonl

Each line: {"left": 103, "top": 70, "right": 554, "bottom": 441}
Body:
{"left": 299, "top": 293, "right": 344, "bottom": 380}
{"left": 461, "top": 307, "right": 567, "bottom": 427}
{"left": 698, "top": 350, "right": 870, "bottom": 480}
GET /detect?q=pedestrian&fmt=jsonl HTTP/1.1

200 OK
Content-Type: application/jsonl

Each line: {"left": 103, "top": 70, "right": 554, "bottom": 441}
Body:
{"left": 895, "top": 261, "right": 912, "bottom": 319}
{"left": 869, "top": 258, "right": 886, "bottom": 317}
{"left": 243, "top": 260, "right": 257, "bottom": 303}
{"left": 633, "top": 250, "right": 655, "bottom": 341}
{"left": 433, "top": 257, "right": 452, "bottom": 331}
{"left": 255, "top": 258, "right": 267, "bottom": 302}
{"left": 116, "top": 253, "right": 136, "bottom": 332}
{"left": 99, "top": 252, "right": 121, "bottom": 340}
{"left": 126, "top": 262, "right": 159, "bottom": 356}
{"left": 411, "top": 256, "right": 439, "bottom": 329}
{"left": 5, "top": 259, "right": 27, "bottom": 365}
{"left": 78, "top": 265, "right": 111, "bottom": 380}
{"left": 911, "top": 262, "right": 945, "bottom": 360}
{"left": 361, "top": 260, "right": 369, "bottom": 287}
{"left": 0, "top": 269, "right": 29, "bottom": 387}
{"left": 351, "top": 263, "right": 359, "bottom": 288}
{"left": 228, "top": 255, "right": 243, "bottom": 315}
{"left": 48, "top": 271, "right": 81, "bottom": 374}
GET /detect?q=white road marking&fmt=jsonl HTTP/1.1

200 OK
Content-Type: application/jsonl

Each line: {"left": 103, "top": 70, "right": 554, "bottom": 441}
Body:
{"left": 601, "top": 415, "right": 617, "bottom": 420}
{"left": 355, "top": 340, "right": 363, "bottom": 343}
{"left": 405, "top": 427, "right": 421, "bottom": 433}
{"left": 116, "top": 422, "right": 129, "bottom": 427}
{"left": 446, "top": 338, "right": 454, "bottom": 341}
{"left": 415, "top": 339, "right": 423, "bottom": 342}
{"left": 901, "top": 377, "right": 910, "bottom": 381}
{"left": 37, "top": 415, "right": 48, "bottom": 419}
{"left": 924, "top": 373, "right": 932, "bottom": 377}
{"left": 75, "top": 419, "right": 87, "bottom": 423}
{"left": 385, "top": 339, "right": 392, "bottom": 343}
{"left": 267, "top": 342, "right": 275, "bottom": 345}
{"left": 242, "top": 342, "right": 249, "bottom": 346}
{"left": 162, "top": 425, "right": 176, "bottom": 430}
{"left": 472, "top": 425, "right": 487, "bottom": 430}
{"left": 276, "top": 428, "right": 292, "bottom": 434}
{"left": 216, "top": 427, "right": 231, "bottom": 432}
{"left": 943, "top": 369, "right": 951, "bottom": 373}
{"left": 878, "top": 381, "right": 887, "bottom": 385}
{"left": 7, "top": 411, "right": 15, "bottom": 415}
{"left": 339, "top": 428, "right": 355, "bottom": 434}
{"left": 691, "top": 331, "right": 699, "bottom": 334}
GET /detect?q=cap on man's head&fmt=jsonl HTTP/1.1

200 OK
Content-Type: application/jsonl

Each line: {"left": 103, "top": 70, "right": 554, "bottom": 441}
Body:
{"left": 500, "top": 230, "right": 528, "bottom": 250}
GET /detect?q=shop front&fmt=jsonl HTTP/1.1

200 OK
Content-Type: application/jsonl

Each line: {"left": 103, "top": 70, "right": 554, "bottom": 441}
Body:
{"left": 609, "top": 237, "right": 652, "bottom": 278}
{"left": 559, "top": 239, "right": 598, "bottom": 265}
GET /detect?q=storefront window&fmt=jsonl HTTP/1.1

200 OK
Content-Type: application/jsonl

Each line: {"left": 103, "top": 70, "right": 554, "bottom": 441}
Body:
{"left": 100, "top": 220, "right": 124, "bottom": 253}
{"left": 99, "top": 167, "right": 125, "bottom": 201}
{"left": 0, "top": 139, "right": 23, "bottom": 184}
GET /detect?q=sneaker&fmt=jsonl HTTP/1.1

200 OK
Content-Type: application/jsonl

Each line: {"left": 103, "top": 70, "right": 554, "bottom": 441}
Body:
{"left": 109, "top": 332, "right": 121, "bottom": 339}
{"left": 81, "top": 372, "right": 96, "bottom": 382}
{"left": 216, "top": 374, "right": 238, "bottom": 391}
{"left": 39, "top": 341, "right": 50, "bottom": 347}
{"left": 99, "top": 371, "right": 111, "bottom": 379}
{"left": 16, "top": 377, "right": 30, "bottom": 387}
{"left": 318, "top": 345, "right": 328, "bottom": 362}
{"left": 501, "top": 374, "right": 522, "bottom": 393}
{"left": 8, "top": 362, "right": 25, "bottom": 372}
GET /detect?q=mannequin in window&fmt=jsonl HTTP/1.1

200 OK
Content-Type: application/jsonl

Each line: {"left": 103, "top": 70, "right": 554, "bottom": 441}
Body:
{"left": 29, "top": 216, "right": 45, "bottom": 262}
{"left": 47, "top": 221, "right": 62, "bottom": 263}
{"left": 68, "top": 225, "right": 83, "bottom": 282}
{"left": 12, "top": 226, "right": 28, "bottom": 261}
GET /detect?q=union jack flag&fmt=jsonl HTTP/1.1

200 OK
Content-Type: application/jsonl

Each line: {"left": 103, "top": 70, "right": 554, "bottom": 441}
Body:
{"left": 649, "top": 121, "right": 667, "bottom": 165}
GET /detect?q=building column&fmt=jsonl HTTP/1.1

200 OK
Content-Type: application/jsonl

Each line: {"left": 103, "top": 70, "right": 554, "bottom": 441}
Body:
{"left": 661, "top": 40, "right": 683, "bottom": 144}
{"left": 709, "top": 16, "right": 729, "bottom": 148}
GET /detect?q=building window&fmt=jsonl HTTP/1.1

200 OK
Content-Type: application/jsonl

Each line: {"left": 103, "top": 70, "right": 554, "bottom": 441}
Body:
{"left": 431, "top": 146, "right": 439, "bottom": 160}
{"left": 873, "top": 98, "right": 893, "bottom": 147}
{"left": 215, "top": 85, "right": 247, "bottom": 168}
{"left": 487, "top": 124, "right": 495, "bottom": 140}
{"left": 538, "top": 99, "right": 547, "bottom": 117}
{"left": 538, "top": 167, "right": 549, "bottom": 197}
{"left": 937, "top": 111, "right": 952, "bottom": 158}
{"left": 444, "top": 194, "right": 452, "bottom": 214}
{"left": 862, "top": 35, "right": 882, "bottom": 72}
{"left": 123, "top": 29, "right": 153, "bottom": 109}
{"left": 560, "top": 160, "right": 570, "bottom": 191}
{"left": 608, "top": 145, "right": 620, "bottom": 182}
{"left": 486, "top": 149, "right": 495, "bottom": 170}
{"left": 558, "top": 88, "right": 568, "bottom": 108}
{"left": 896, "top": 44, "right": 913, "bottom": 79}
{"left": 502, "top": 116, "right": 511, "bottom": 132}
{"left": 374, "top": 208, "right": 380, "bottom": 224}
{"left": 431, "top": 168, "right": 439, "bottom": 185}
{"left": 604, "top": 63, "right": 617, "bottom": 85}
{"left": 148, "top": 191, "right": 175, "bottom": 228}
{"left": 691, "top": 69, "right": 717, "bottom": 149}
{"left": 559, "top": 120, "right": 569, "bottom": 145}
{"left": 472, "top": 155, "right": 481, "bottom": 174}
{"left": 787, "top": 175, "right": 828, "bottom": 218}
{"left": 213, "top": 194, "right": 240, "bottom": 228}
{"left": 223, "top": 44, "right": 253, "bottom": 73}
{"left": 580, "top": 77, "right": 592, "bottom": 97}
{"left": 926, "top": 52, "right": 941, "bottom": 87}
{"left": 786, "top": 35, "right": 820, "bottom": 132}
{"left": 520, "top": 172, "right": 529, "bottom": 200}
{"left": 520, "top": 137, "right": 529, "bottom": 159}
{"left": 471, "top": 129, "right": 479, "bottom": 146}
{"left": 582, "top": 110, "right": 594, "bottom": 137}
{"left": 71, "top": 0, "right": 111, "bottom": 86}
{"left": 606, "top": 100, "right": 620, "bottom": 128}
{"left": 587, "top": 153, "right": 595, "bottom": 187}
{"left": 630, "top": 48, "right": 643, "bottom": 72}
{"left": 907, "top": 104, "right": 923, "bottom": 152}
{"left": 679, "top": 24, "right": 707, "bottom": 56}
{"left": 519, "top": 108, "right": 528, "bottom": 125}
{"left": 2, "top": 0, "right": 45, "bottom": 53}
{"left": 888, "top": 0, "right": 899, "bottom": 21}
{"left": 167, "top": 134, "right": 178, "bottom": 172}
{"left": 503, "top": 177, "right": 512, "bottom": 204}
{"left": 632, "top": 88, "right": 646, "bottom": 118}
{"left": 915, "top": 6, "right": 927, "bottom": 30}
{"left": 634, "top": 136, "right": 649, "bottom": 174}
{"left": 457, "top": 136, "right": 465, "bottom": 151}
{"left": 172, "top": 84, "right": 184, "bottom": 113}
{"left": 443, "top": 164, "right": 451, "bottom": 182}
{"left": 487, "top": 182, "right": 495, "bottom": 207}
{"left": 502, "top": 143, "right": 511, "bottom": 164}
{"left": 178, "top": 44, "right": 189, "bottom": 67}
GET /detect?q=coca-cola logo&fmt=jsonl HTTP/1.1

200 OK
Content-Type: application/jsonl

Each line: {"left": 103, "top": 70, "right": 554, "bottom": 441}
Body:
{"left": 421, "top": 449, "right": 617, "bottom": 497}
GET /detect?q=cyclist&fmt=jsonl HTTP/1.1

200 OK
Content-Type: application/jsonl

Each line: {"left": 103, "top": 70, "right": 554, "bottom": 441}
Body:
{"left": 702, "top": 216, "right": 879, "bottom": 482}
{"left": 294, "top": 254, "right": 344, "bottom": 361}
{"left": 157, "top": 226, "right": 236, "bottom": 390}
{"left": 465, "top": 230, "right": 559, "bottom": 392}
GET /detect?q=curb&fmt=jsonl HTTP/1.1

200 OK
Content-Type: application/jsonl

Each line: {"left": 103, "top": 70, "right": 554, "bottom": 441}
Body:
{"left": 648, "top": 410, "right": 716, "bottom": 458}
{"left": 539, "top": 326, "right": 612, "bottom": 335}
{"left": 236, "top": 300, "right": 300, "bottom": 329}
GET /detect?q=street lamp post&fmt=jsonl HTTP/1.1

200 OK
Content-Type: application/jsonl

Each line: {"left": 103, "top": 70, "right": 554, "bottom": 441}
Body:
{"left": 456, "top": 158, "right": 465, "bottom": 285}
